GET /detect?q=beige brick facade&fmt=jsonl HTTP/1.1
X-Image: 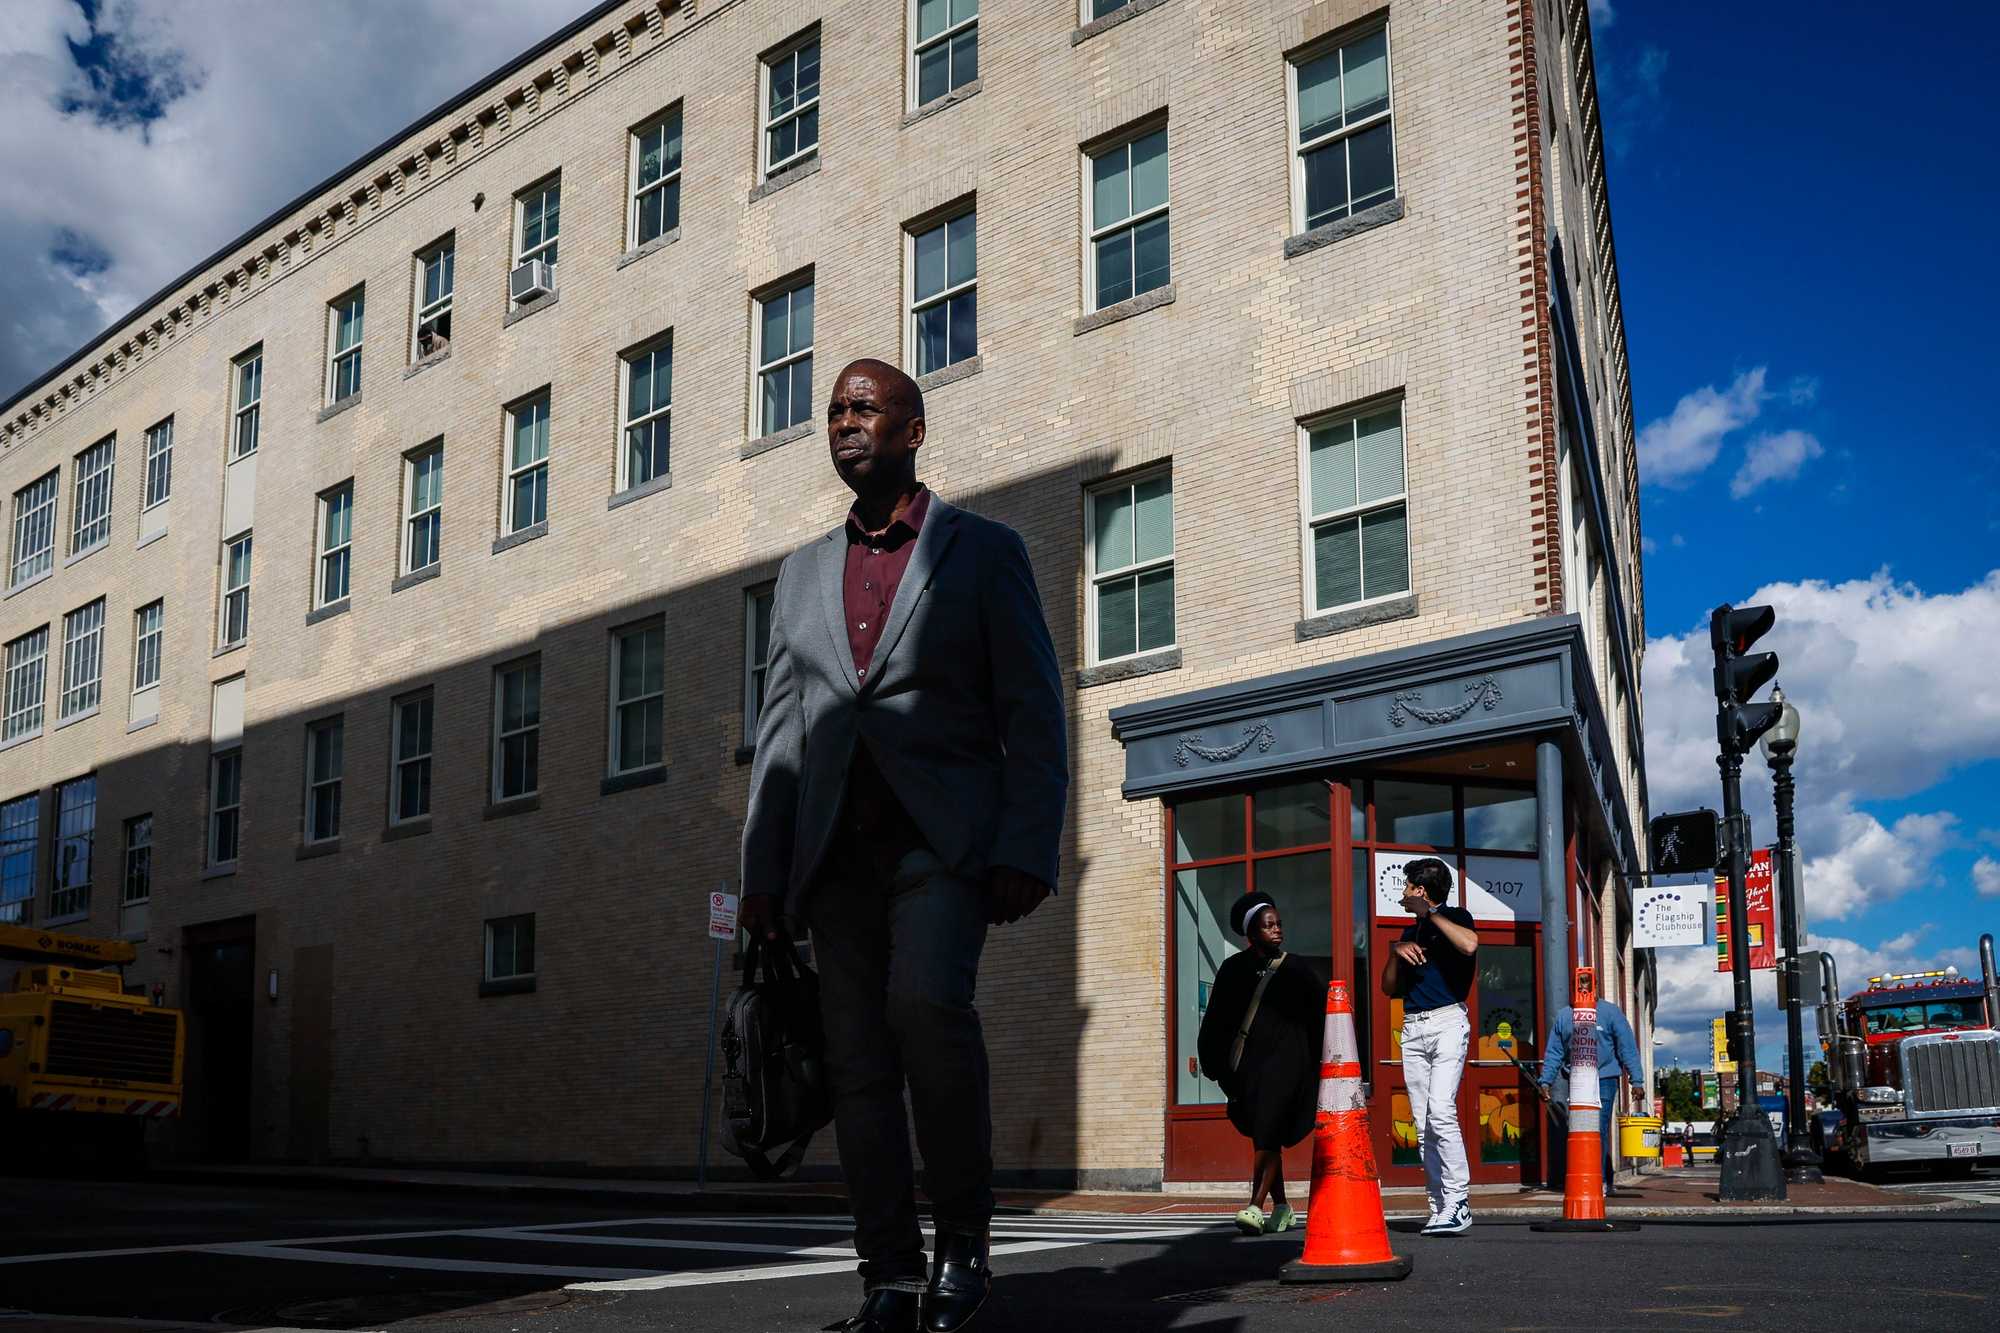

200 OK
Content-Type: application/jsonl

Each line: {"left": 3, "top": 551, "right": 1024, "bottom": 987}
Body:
{"left": 0, "top": 0, "right": 1647, "bottom": 1182}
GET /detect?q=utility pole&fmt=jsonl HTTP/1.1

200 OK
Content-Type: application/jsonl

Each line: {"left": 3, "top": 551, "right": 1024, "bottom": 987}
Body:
{"left": 1710, "top": 604, "right": 1787, "bottom": 1201}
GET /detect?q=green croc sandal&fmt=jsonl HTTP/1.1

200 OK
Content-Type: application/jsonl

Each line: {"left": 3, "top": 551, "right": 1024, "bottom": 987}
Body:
{"left": 1234, "top": 1205, "right": 1266, "bottom": 1236}
{"left": 1264, "top": 1205, "right": 1297, "bottom": 1233}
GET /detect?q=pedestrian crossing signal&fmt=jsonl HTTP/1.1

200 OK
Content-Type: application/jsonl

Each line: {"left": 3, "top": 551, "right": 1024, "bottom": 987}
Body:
{"left": 1650, "top": 809, "right": 1720, "bottom": 874}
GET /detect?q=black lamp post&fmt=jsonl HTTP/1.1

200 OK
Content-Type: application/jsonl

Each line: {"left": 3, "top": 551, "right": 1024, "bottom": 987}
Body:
{"left": 1760, "top": 686, "right": 1823, "bottom": 1183}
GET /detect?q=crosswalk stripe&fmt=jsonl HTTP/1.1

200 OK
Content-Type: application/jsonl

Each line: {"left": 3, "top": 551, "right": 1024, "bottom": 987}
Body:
{"left": 202, "top": 1242, "right": 658, "bottom": 1282}
{"left": 567, "top": 1238, "right": 1095, "bottom": 1293}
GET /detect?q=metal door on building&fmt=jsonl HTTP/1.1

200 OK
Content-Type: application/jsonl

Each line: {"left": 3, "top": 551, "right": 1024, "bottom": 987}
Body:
{"left": 185, "top": 920, "right": 256, "bottom": 1162}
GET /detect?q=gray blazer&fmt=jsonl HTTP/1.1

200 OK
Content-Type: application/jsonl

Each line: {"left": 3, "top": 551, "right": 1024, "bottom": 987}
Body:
{"left": 740, "top": 495, "right": 1068, "bottom": 916}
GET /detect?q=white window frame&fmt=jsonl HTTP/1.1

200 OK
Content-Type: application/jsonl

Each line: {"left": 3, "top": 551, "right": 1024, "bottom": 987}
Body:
{"left": 220, "top": 531, "right": 253, "bottom": 647}
{"left": 413, "top": 238, "right": 454, "bottom": 361}
{"left": 58, "top": 598, "right": 105, "bottom": 720}
{"left": 619, "top": 336, "right": 673, "bottom": 492}
{"left": 909, "top": 0, "right": 978, "bottom": 111}
{"left": 1286, "top": 24, "right": 1398, "bottom": 235}
{"left": 514, "top": 176, "right": 561, "bottom": 294}
{"left": 753, "top": 276, "right": 815, "bottom": 438}
{"left": 390, "top": 690, "right": 434, "bottom": 826}
{"left": 1084, "top": 124, "right": 1171, "bottom": 313}
{"left": 743, "top": 583, "right": 775, "bottom": 740}
{"left": 122, "top": 814, "right": 152, "bottom": 906}
{"left": 1084, "top": 469, "right": 1176, "bottom": 666}
{"left": 303, "top": 715, "right": 343, "bottom": 845}
{"left": 628, "top": 107, "right": 684, "bottom": 248}
{"left": 208, "top": 748, "right": 242, "bottom": 868}
{"left": 485, "top": 913, "right": 536, "bottom": 982}
{"left": 492, "top": 658, "right": 541, "bottom": 803}
{"left": 403, "top": 442, "right": 443, "bottom": 574}
{"left": 326, "top": 288, "right": 364, "bottom": 405}
{"left": 231, "top": 347, "right": 263, "bottom": 460}
{"left": 315, "top": 482, "right": 353, "bottom": 609}
{"left": 504, "top": 394, "right": 550, "bottom": 535}
{"left": 132, "top": 600, "right": 163, "bottom": 693}
{"left": 1298, "top": 398, "right": 1412, "bottom": 617}
{"left": 3, "top": 627, "right": 49, "bottom": 743}
{"left": 68, "top": 436, "right": 115, "bottom": 556}
{"left": 759, "top": 32, "right": 821, "bottom": 180}
{"left": 906, "top": 207, "right": 977, "bottom": 378}
{"left": 143, "top": 417, "right": 173, "bottom": 510}
{"left": 608, "top": 619, "right": 666, "bottom": 777}
{"left": 9, "top": 470, "right": 58, "bottom": 588}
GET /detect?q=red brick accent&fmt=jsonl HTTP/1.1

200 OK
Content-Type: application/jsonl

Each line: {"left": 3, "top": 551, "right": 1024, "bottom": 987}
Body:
{"left": 1510, "top": 0, "right": 1562, "bottom": 614}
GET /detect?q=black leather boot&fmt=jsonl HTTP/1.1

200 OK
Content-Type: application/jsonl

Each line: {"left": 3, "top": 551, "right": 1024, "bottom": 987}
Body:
{"left": 823, "top": 1288, "right": 921, "bottom": 1333}
{"left": 923, "top": 1230, "right": 992, "bottom": 1332}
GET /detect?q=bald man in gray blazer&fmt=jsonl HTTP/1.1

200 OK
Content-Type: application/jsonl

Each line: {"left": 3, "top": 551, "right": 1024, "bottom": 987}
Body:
{"left": 740, "top": 359, "right": 1067, "bottom": 1333}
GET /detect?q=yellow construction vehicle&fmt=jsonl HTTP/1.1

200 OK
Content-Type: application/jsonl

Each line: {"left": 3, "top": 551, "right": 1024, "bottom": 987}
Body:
{"left": 0, "top": 923, "right": 184, "bottom": 1167}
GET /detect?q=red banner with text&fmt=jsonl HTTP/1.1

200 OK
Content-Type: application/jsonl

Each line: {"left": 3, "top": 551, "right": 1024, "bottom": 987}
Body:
{"left": 1715, "top": 847, "right": 1776, "bottom": 972}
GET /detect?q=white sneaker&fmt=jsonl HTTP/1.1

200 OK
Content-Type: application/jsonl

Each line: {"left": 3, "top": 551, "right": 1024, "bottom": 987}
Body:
{"left": 1421, "top": 1200, "right": 1472, "bottom": 1235}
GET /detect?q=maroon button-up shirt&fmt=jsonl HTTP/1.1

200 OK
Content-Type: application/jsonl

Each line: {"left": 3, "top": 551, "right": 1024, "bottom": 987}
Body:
{"left": 838, "top": 486, "right": 932, "bottom": 867}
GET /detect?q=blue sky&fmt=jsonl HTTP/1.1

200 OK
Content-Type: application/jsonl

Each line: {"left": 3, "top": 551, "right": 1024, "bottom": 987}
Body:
{"left": 1598, "top": 1, "right": 2000, "bottom": 1067}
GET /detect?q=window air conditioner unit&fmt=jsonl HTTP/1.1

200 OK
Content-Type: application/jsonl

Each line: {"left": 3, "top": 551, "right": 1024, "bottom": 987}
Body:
{"left": 510, "top": 259, "right": 554, "bottom": 303}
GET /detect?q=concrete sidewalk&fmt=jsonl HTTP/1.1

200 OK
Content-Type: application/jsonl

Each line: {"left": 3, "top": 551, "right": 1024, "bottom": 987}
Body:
{"left": 153, "top": 1161, "right": 1968, "bottom": 1219}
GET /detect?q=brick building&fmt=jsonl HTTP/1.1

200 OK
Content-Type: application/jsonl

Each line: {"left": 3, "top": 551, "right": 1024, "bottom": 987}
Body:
{"left": 0, "top": 0, "right": 1650, "bottom": 1190}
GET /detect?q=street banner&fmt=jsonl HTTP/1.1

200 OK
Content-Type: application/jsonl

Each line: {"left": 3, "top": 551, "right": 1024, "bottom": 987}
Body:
{"left": 1714, "top": 847, "right": 1776, "bottom": 972}
{"left": 1711, "top": 1017, "right": 1736, "bottom": 1073}
{"left": 707, "top": 890, "right": 740, "bottom": 941}
{"left": 1633, "top": 877, "right": 1708, "bottom": 948}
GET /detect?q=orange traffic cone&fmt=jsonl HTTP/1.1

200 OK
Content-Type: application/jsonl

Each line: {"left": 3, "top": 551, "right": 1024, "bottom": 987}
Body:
{"left": 1279, "top": 979, "right": 1412, "bottom": 1283}
{"left": 1531, "top": 967, "right": 1639, "bottom": 1234}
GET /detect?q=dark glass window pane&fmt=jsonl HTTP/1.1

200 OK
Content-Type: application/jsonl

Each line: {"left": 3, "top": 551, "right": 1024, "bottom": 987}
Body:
{"left": 1465, "top": 786, "right": 1537, "bottom": 851}
{"left": 918, "top": 42, "right": 950, "bottom": 106}
{"left": 1254, "top": 781, "right": 1331, "bottom": 851}
{"left": 1360, "top": 503, "right": 1409, "bottom": 598}
{"left": 1096, "top": 575, "right": 1136, "bottom": 662}
{"left": 1095, "top": 229, "right": 1133, "bottom": 308}
{"left": 1135, "top": 565, "right": 1173, "bottom": 652}
{"left": 1302, "top": 140, "right": 1348, "bottom": 229}
{"left": 790, "top": 353, "right": 814, "bottom": 427}
{"left": 1348, "top": 120, "right": 1396, "bottom": 211}
{"left": 1375, "top": 779, "right": 1454, "bottom": 847}
{"left": 1172, "top": 794, "right": 1245, "bottom": 863}
{"left": 914, "top": 225, "right": 947, "bottom": 301}
{"left": 1132, "top": 215, "right": 1170, "bottom": 295}
{"left": 916, "top": 304, "right": 949, "bottom": 377}
{"left": 947, "top": 289, "right": 977, "bottom": 364}
{"left": 952, "top": 27, "right": 978, "bottom": 88}
{"left": 1313, "top": 516, "right": 1361, "bottom": 609}
{"left": 1254, "top": 851, "right": 1333, "bottom": 982}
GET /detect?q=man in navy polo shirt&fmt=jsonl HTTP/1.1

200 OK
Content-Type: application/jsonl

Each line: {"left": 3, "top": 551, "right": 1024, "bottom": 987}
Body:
{"left": 1380, "top": 857, "right": 1480, "bottom": 1235}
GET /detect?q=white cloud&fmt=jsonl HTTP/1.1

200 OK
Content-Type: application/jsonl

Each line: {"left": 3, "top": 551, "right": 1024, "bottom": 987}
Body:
{"left": 1637, "top": 367, "right": 1767, "bottom": 487}
{"left": 1641, "top": 535, "right": 1658, "bottom": 555}
{"left": 1587, "top": 0, "right": 1616, "bottom": 27}
{"left": 1670, "top": 533, "right": 1686, "bottom": 548}
{"left": 1730, "top": 429, "right": 1825, "bottom": 499}
{"left": 0, "top": 0, "right": 571, "bottom": 401}
{"left": 1976, "top": 856, "right": 2000, "bottom": 899}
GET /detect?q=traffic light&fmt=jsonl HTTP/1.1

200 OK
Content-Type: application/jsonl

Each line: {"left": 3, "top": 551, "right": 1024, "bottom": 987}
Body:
{"left": 1710, "top": 603, "right": 1782, "bottom": 754}
{"left": 1649, "top": 809, "right": 1721, "bottom": 874}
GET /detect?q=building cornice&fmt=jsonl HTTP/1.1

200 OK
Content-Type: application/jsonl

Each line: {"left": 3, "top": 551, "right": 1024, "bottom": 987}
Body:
{"left": 0, "top": 0, "right": 710, "bottom": 453}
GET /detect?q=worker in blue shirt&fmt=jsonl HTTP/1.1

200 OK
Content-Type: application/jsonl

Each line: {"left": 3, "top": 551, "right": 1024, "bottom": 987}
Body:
{"left": 1537, "top": 998, "right": 1644, "bottom": 1194}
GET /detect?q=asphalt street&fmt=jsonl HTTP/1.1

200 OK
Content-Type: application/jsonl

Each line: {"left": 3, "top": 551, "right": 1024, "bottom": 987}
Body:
{"left": 1, "top": 1177, "right": 1997, "bottom": 1332}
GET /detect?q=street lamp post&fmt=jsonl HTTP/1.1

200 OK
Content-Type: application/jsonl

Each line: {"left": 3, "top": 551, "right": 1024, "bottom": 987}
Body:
{"left": 1761, "top": 686, "right": 1823, "bottom": 1183}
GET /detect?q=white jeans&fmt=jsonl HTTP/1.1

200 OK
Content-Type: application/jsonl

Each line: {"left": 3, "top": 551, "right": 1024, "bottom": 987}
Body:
{"left": 1401, "top": 1003, "right": 1471, "bottom": 1214}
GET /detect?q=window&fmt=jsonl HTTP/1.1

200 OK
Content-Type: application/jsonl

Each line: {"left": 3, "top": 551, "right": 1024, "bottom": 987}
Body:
{"left": 304, "top": 716, "right": 343, "bottom": 844}
{"left": 910, "top": 210, "right": 976, "bottom": 377}
{"left": 621, "top": 338, "right": 673, "bottom": 490}
{"left": 1290, "top": 27, "right": 1395, "bottom": 232}
{"left": 67, "top": 436, "right": 115, "bottom": 555}
{"left": 630, "top": 108, "right": 683, "bottom": 247}
{"left": 1088, "top": 0, "right": 1135, "bottom": 17}
{"left": 208, "top": 749, "right": 242, "bottom": 866}
{"left": 59, "top": 599, "right": 105, "bottom": 720}
{"left": 327, "top": 290, "right": 364, "bottom": 404}
{"left": 11, "top": 470, "right": 58, "bottom": 586}
{"left": 515, "top": 177, "right": 561, "bottom": 286}
{"left": 132, "top": 601, "right": 163, "bottom": 693}
{"left": 1087, "top": 472, "right": 1174, "bottom": 663}
{"left": 391, "top": 691, "right": 433, "bottom": 824}
{"left": 403, "top": 443, "right": 442, "bottom": 573}
{"left": 744, "top": 584, "right": 775, "bottom": 737}
{"left": 912, "top": 0, "right": 978, "bottom": 107}
{"left": 2, "top": 628, "right": 48, "bottom": 742}
{"left": 315, "top": 483, "right": 353, "bottom": 607}
{"left": 414, "top": 239, "right": 454, "bottom": 360}
{"left": 485, "top": 913, "right": 536, "bottom": 982}
{"left": 0, "top": 794, "right": 36, "bottom": 925}
{"left": 493, "top": 658, "right": 541, "bottom": 802}
{"left": 610, "top": 620, "right": 665, "bottom": 776}
{"left": 755, "top": 278, "right": 814, "bottom": 436}
{"left": 48, "top": 776, "right": 94, "bottom": 921}
{"left": 505, "top": 394, "right": 550, "bottom": 533}
{"left": 220, "top": 532, "right": 253, "bottom": 645}
{"left": 761, "top": 34, "right": 821, "bottom": 178}
{"left": 1304, "top": 401, "right": 1409, "bottom": 612}
{"left": 144, "top": 417, "right": 173, "bottom": 509}
{"left": 232, "top": 348, "right": 263, "bottom": 459}
{"left": 1088, "top": 126, "right": 1170, "bottom": 310}
{"left": 122, "top": 815, "right": 151, "bottom": 905}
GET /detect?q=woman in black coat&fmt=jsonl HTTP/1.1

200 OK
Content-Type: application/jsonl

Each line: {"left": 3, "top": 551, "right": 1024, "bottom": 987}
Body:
{"left": 1196, "top": 891, "right": 1325, "bottom": 1235}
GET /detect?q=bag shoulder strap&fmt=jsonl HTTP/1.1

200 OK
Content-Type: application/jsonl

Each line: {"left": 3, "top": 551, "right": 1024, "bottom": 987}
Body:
{"left": 738, "top": 1129, "right": 815, "bottom": 1181}
{"left": 1229, "top": 953, "right": 1286, "bottom": 1073}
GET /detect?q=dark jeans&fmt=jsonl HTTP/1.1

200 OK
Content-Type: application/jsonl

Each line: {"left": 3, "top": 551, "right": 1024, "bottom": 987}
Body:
{"left": 806, "top": 845, "right": 993, "bottom": 1290}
